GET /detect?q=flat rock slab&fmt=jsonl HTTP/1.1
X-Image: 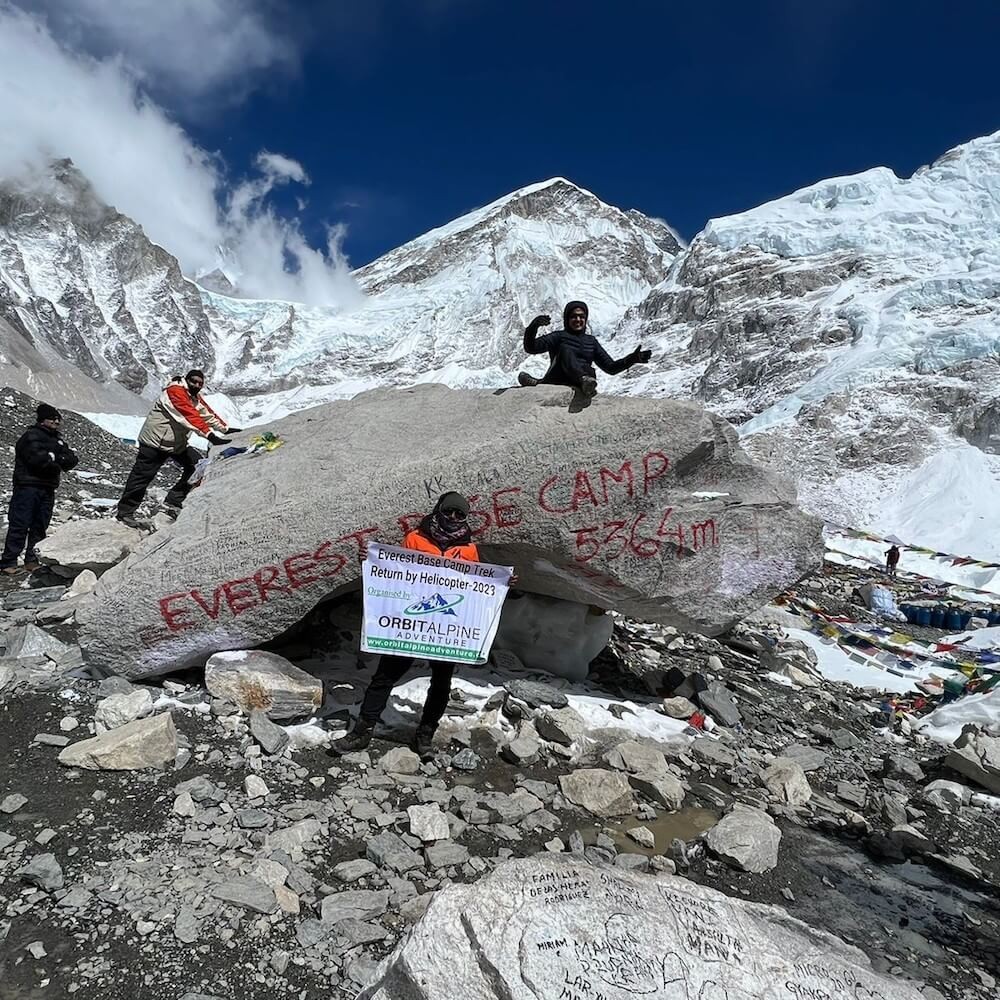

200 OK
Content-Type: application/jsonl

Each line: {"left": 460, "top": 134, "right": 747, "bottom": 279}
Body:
{"left": 78, "top": 385, "right": 822, "bottom": 677}
{"left": 36, "top": 519, "right": 141, "bottom": 577}
{"left": 355, "top": 855, "right": 923, "bottom": 1000}
{"left": 205, "top": 649, "right": 322, "bottom": 719}
{"left": 3, "top": 624, "right": 71, "bottom": 661}
{"left": 57, "top": 712, "right": 177, "bottom": 770}
{"left": 705, "top": 804, "right": 781, "bottom": 873}
{"left": 559, "top": 768, "right": 636, "bottom": 817}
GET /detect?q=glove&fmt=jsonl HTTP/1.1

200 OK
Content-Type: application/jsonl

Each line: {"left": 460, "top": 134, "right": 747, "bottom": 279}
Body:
{"left": 225, "top": 426, "right": 243, "bottom": 434}
{"left": 630, "top": 347, "right": 652, "bottom": 364}
{"left": 208, "top": 433, "right": 232, "bottom": 446}
{"left": 529, "top": 314, "right": 551, "bottom": 328}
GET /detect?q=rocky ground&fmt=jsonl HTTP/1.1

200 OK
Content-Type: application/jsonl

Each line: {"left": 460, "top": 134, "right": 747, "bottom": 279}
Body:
{"left": 1, "top": 388, "right": 999, "bottom": 998}
{"left": 2, "top": 559, "right": 999, "bottom": 1000}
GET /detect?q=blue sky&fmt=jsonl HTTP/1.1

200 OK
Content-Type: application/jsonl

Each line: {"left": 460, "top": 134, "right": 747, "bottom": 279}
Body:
{"left": 181, "top": 0, "right": 1000, "bottom": 265}
{"left": 5, "top": 0, "right": 1000, "bottom": 295}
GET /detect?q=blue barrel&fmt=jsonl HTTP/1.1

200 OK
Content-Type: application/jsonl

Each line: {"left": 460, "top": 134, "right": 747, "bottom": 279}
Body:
{"left": 930, "top": 608, "right": 946, "bottom": 628}
{"left": 960, "top": 611, "right": 974, "bottom": 628}
{"left": 990, "top": 609, "right": 1000, "bottom": 625}
{"left": 917, "top": 608, "right": 932, "bottom": 627}
{"left": 902, "top": 605, "right": 916, "bottom": 623}
{"left": 945, "top": 610, "right": 962, "bottom": 631}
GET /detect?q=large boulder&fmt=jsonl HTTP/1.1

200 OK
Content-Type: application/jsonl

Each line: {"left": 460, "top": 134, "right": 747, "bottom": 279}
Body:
{"left": 356, "top": 855, "right": 922, "bottom": 1000}
{"left": 79, "top": 385, "right": 822, "bottom": 678}
{"left": 204, "top": 650, "right": 322, "bottom": 719}
{"left": 491, "top": 593, "right": 614, "bottom": 681}
{"left": 36, "top": 520, "right": 141, "bottom": 578}
{"left": 57, "top": 712, "right": 177, "bottom": 770}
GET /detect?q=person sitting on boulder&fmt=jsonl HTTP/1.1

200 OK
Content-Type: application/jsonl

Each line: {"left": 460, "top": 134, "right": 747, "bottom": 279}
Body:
{"left": 517, "top": 300, "right": 652, "bottom": 397}
{"left": 331, "top": 492, "right": 495, "bottom": 760}
{"left": 115, "top": 370, "right": 240, "bottom": 528}
{"left": 1, "top": 404, "right": 78, "bottom": 577}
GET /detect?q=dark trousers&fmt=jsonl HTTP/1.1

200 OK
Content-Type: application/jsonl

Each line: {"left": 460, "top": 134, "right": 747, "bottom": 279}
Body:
{"left": 358, "top": 655, "right": 455, "bottom": 731}
{"left": 542, "top": 343, "right": 596, "bottom": 389}
{"left": 1, "top": 486, "right": 55, "bottom": 568}
{"left": 117, "top": 444, "right": 200, "bottom": 517}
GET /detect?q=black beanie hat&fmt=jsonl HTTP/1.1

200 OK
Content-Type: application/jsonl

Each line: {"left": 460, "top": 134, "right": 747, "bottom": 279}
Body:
{"left": 563, "top": 300, "right": 589, "bottom": 325}
{"left": 436, "top": 491, "right": 470, "bottom": 515}
{"left": 37, "top": 403, "right": 61, "bottom": 423}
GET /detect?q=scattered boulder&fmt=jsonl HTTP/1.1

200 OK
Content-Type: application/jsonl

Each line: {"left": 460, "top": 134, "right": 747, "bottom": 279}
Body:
{"left": 604, "top": 739, "right": 668, "bottom": 775}
{"left": 16, "top": 853, "right": 64, "bottom": 891}
{"left": 94, "top": 688, "right": 154, "bottom": 730}
{"left": 0, "top": 663, "right": 15, "bottom": 692}
{"left": 534, "top": 706, "right": 587, "bottom": 745}
{"left": 36, "top": 519, "right": 141, "bottom": 577}
{"left": 355, "top": 856, "right": 922, "bottom": 1000}
{"left": 559, "top": 769, "right": 636, "bottom": 818}
{"left": 503, "top": 679, "right": 568, "bottom": 710}
{"left": 492, "top": 594, "right": 613, "bottom": 681}
{"left": 699, "top": 681, "right": 741, "bottom": 727}
{"left": 922, "top": 779, "right": 972, "bottom": 811}
{"left": 661, "top": 695, "right": 697, "bottom": 719}
{"left": 78, "top": 386, "right": 822, "bottom": 678}
{"left": 705, "top": 804, "right": 781, "bottom": 873}
{"left": 883, "top": 753, "right": 925, "bottom": 783}
{"left": 66, "top": 569, "right": 99, "bottom": 598}
{"left": 407, "top": 804, "right": 450, "bottom": 843}
{"left": 944, "top": 730, "right": 1000, "bottom": 796}
{"left": 780, "top": 743, "right": 827, "bottom": 772}
{"left": 763, "top": 757, "right": 812, "bottom": 807}
{"left": 0, "top": 793, "right": 27, "bottom": 813}
{"left": 3, "top": 624, "right": 70, "bottom": 661}
{"left": 321, "top": 889, "right": 390, "bottom": 924}
{"left": 57, "top": 712, "right": 177, "bottom": 770}
{"left": 379, "top": 747, "right": 421, "bottom": 775}
{"left": 204, "top": 650, "right": 322, "bottom": 719}
{"left": 628, "top": 772, "right": 685, "bottom": 811}
{"left": 366, "top": 831, "right": 423, "bottom": 873}
{"left": 210, "top": 876, "right": 278, "bottom": 914}
{"left": 248, "top": 710, "right": 289, "bottom": 755}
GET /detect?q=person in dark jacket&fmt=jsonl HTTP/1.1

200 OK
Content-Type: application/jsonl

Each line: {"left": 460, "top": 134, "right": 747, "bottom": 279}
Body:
{"left": 885, "top": 545, "right": 900, "bottom": 577}
{"left": 1, "top": 404, "right": 79, "bottom": 576}
{"left": 330, "top": 492, "right": 513, "bottom": 760}
{"left": 517, "top": 300, "right": 652, "bottom": 396}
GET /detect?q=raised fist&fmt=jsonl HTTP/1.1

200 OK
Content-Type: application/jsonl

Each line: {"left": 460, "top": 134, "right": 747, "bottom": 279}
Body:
{"left": 530, "top": 314, "right": 551, "bottom": 327}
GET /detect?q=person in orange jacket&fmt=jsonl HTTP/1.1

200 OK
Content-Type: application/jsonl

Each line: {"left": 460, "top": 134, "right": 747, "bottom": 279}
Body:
{"left": 115, "top": 370, "right": 240, "bottom": 527}
{"left": 331, "top": 491, "right": 491, "bottom": 759}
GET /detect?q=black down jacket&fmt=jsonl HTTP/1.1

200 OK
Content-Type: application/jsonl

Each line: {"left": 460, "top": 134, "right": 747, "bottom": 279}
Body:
{"left": 12, "top": 424, "right": 79, "bottom": 490}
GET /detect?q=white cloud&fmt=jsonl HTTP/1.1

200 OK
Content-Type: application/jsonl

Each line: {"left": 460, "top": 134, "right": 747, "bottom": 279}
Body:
{"left": 30, "top": 0, "right": 298, "bottom": 102}
{"left": 0, "top": 6, "right": 360, "bottom": 308}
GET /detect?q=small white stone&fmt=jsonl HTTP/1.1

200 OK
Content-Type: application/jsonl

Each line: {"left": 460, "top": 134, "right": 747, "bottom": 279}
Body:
{"left": 627, "top": 825, "right": 656, "bottom": 849}
{"left": 59, "top": 717, "right": 79, "bottom": 732}
{"left": 244, "top": 775, "right": 269, "bottom": 800}
{"left": 172, "top": 791, "right": 196, "bottom": 817}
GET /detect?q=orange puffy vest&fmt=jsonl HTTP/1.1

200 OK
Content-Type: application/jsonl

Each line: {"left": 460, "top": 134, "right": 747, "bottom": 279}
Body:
{"left": 403, "top": 529, "right": 479, "bottom": 563}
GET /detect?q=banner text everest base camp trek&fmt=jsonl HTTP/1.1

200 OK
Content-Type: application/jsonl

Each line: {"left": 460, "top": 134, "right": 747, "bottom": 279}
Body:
{"left": 361, "top": 543, "right": 513, "bottom": 664}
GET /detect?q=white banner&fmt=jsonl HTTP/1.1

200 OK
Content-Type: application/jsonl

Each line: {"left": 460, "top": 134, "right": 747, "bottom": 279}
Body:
{"left": 361, "top": 542, "right": 512, "bottom": 664}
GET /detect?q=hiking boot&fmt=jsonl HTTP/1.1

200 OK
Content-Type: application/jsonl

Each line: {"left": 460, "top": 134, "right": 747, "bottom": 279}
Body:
{"left": 412, "top": 726, "right": 436, "bottom": 761}
{"left": 580, "top": 375, "right": 598, "bottom": 398}
{"left": 1, "top": 566, "right": 23, "bottom": 577}
{"left": 160, "top": 506, "right": 180, "bottom": 521}
{"left": 116, "top": 514, "right": 144, "bottom": 530}
{"left": 328, "top": 720, "right": 374, "bottom": 756}
{"left": 517, "top": 372, "right": 540, "bottom": 388}
{"left": 22, "top": 562, "right": 40, "bottom": 573}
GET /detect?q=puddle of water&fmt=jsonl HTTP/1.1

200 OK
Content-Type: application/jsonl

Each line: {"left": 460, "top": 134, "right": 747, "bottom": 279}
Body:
{"left": 585, "top": 807, "right": 719, "bottom": 856}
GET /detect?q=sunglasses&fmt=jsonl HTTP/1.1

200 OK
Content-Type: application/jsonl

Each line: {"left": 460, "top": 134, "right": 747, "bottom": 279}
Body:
{"left": 440, "top": 507, "right": 468, "bottom": 520}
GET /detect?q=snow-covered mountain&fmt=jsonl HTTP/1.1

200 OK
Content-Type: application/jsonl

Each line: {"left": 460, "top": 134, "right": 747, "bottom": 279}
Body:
{"left": 206, "top": 178, "right": 680, "bottom": 418}
{"left": 5, "top": 136, "right": 1000, "bottom": 560}
{"left": 1, "top": 167, "right": 678, "bottom": 420}
{"left": 611, "top": 131, "right": 1000, "bottom": 559}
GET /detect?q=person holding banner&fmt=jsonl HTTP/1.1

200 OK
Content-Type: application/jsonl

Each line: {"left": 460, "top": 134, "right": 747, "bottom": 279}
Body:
{"left": 331, "top": 491, "right": 512, "bottom": 760}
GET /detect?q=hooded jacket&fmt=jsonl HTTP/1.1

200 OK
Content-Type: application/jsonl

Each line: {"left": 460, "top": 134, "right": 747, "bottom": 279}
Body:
{"left": 138, "top": 378, "right": 228, "bottom": 453}
{"left": 403, "top": 513, "right": 479, "bottom": 562}
{"left": 13, "top": 424, "right": 79, "bottom": 490}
